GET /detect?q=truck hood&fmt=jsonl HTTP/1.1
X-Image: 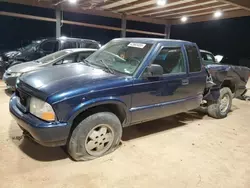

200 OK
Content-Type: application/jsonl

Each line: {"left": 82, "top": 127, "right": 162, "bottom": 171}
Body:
{"left": 20, "top": 63, "right": 117, "bottom": 97}
{"left": 7, "top": 61, "right": 45, "bottom": 73}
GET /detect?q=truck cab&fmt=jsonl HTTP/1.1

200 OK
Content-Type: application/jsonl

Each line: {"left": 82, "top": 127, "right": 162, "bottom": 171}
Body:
{"left": 10, "top": 38, "right": 224, "bottom": 161}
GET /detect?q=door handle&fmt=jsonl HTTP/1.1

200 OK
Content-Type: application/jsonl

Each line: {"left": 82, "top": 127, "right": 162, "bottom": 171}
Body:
{"left": 182, "top": 79, "right": 189, "bottom": 85}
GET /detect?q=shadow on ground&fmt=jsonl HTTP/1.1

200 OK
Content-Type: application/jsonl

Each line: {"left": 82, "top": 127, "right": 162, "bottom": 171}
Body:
{"left": 9, "top": 111, "right": 206, "bottom": 162}
{"left": 18, "top": 138, "right": 68, "bottom": 161}
{"left": 122, "top": 111, "right": 205, "bottom": 141}
{"left": 9, "top": 120, "right": 68, "bottom": 162}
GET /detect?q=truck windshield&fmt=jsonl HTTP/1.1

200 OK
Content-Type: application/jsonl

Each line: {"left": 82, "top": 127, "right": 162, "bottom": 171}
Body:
{"left": 20, "top": 40, "right": 43, "bottom": 51}
{"left": 35, "top": 50, "right": 71, "bottom": 64}
{"left": 86, "top": 40, "right": 152, "bottom": 75}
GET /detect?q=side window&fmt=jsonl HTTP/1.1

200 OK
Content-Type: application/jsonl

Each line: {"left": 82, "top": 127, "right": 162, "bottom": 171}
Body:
{"left": 55, "top": 54, "right": 76, "bottom": 65}
{"left": 185, "top": 45, "right": 201, "bottom": 72}
{"left": 77, "top": 51, "right": 94, "bottom": 62}
{"left": 201, "top": 52, "right": 207, "bottom": 61}
{"left": 40, "top": 41, "right": 58, "bottom": 53}
{"left": 61, "top": 41, "right": 77, "bottom": 50}
{"left": 206, "top": 53, "right": 215, "bottom": 62}
{"left": 152, "top": 47, "right": 185, "bottom": 74}
{"left": 88, "top": 43, "right": 99, "bottom": 49}
{"left": 81, "top": 41, "right": 99, "bottom": 49}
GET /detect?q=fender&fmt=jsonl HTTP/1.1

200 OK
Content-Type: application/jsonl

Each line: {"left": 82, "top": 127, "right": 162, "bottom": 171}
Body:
{"left": 67, "top": 96, "right": 131, "bottom": 126}
{"left": 220, "top": 78, "right": 236, "bottom": 91}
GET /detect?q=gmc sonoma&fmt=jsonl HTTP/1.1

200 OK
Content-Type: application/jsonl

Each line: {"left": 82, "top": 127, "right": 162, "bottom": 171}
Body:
{"left": 10, "top": 38, "right": 239, "bottom": 161}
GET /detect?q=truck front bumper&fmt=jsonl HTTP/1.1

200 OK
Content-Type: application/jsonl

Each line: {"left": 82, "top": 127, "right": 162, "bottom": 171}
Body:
{"left": 9, "top": 95, "right": 70, "bottom": 147}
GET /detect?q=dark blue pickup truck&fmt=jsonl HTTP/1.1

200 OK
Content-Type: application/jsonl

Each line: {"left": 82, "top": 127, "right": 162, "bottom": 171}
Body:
{"left": 10, "top": 38, "right": 233, "bottom": 161}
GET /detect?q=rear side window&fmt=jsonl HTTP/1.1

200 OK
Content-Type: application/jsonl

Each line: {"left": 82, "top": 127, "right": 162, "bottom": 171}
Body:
{"left": 61, "top": 41, "right": 77, "bottom": 49}
{"left": 81, "top": 41, "right": 99, "bottom": 49}
{"left": 185, "top": 45, "right": 201, "bottom": 72}
{"left": 77, "top": 51, "right": 94, "bottom": 62}
{"left": 40, "top": 40, "right": 59, "bottom": 53}
{"left": 201, "top": 52, "right": 215, "bottom": 62}
{"left": 206, "top": 53, "right": 214, "bottom": 61}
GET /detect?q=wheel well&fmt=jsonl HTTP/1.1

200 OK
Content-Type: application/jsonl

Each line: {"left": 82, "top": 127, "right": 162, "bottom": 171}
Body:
{"left": 70, "top": 104, "right": 126, "bottom": 134}
{"left": 221, "top": 80, "right": 235, "bottom": 94}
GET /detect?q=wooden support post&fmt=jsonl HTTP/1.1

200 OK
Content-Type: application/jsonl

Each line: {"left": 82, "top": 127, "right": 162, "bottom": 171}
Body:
{"left": 164, "top": 24, "right": 171, "bottom": 39}
{"left": 56, "top": 6, "right": 61, "bottom": 38}
{"left": 121, "top": 14, "right": 127, "bottom": 38}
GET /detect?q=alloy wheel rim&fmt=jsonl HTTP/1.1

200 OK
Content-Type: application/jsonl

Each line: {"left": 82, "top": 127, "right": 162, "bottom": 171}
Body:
{"left": 85, "top": 124, "right": 114, "bottom": 156}
{"left": 220, "top": 94, "right": 230, "bottom": 113}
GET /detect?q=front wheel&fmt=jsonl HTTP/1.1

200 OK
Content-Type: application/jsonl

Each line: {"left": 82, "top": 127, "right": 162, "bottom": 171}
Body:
{"left": 67, "top": 112, "right": 122, "bottom": 161}
{"left": 207, "top": 87, "right": 233, "bottom": 119}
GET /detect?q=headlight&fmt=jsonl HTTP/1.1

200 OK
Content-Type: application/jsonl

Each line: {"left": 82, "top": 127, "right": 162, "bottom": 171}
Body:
{"left": 29, "top": 97, "right": 56, "bottom": 121}
{"left": 10, "top": 72, "right": 22, "bottom": 77}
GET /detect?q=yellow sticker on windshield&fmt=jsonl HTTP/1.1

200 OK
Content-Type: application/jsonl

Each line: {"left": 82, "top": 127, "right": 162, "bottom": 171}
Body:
{"left": 128, "top": 43, "right": 146, "bottom": 48}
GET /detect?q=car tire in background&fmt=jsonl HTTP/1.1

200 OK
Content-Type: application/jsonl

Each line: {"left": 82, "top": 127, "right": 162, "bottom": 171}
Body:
{"left": 207, "top": 87, "right": 233, "bottom": 119}
{"left": 67, "top": 112, "right": 122, "bottom": 161}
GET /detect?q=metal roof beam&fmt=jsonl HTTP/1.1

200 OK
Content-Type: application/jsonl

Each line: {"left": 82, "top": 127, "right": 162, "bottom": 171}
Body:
{"left": 171, "top": 9, "right": 250, "bottom": 24}
{"left": 4, "top": 0, "right": 169, "bottom": 24}
{"left": 171, "top": 7, "right": 240, "bottom": 18}
{"left": 141, "top": 0, "right": 221, "bottom": 17}
{"left": 217, "top": 0, "right": 250, "bottom": 11}
{"left": 116, "top": 0, "right": 197, "bottom": 14}
{"left": 156, "top": 4, "right": 231, "bottom": 18}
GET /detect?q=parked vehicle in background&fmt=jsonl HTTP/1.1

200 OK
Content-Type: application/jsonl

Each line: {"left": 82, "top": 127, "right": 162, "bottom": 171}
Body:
{"left": 10, "top": 38, "right": 232, "bottom": 161}
{"left": 0, "top": 37, "right": 100, "bottom": 75}
{"left": 3, "top": 48, "right": 96, "bottom": 90}
{"left": 200, "top": 50, "right": 250, "bottom": 99}
{"left": 200, "top": 50, "right": 224, "bottom": 64}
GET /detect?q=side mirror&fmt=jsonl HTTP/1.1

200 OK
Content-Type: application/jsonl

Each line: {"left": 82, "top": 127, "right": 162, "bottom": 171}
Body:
{"left": 146, "top": 64, "right": 163, "bottom": 77}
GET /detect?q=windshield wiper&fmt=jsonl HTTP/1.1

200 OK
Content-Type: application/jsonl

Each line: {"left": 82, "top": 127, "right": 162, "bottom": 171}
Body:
{"left": 98, "top": 59, "right": 114, "bottom": 74}
{"left": 83, "top": 59, "right": 114, "bottom": 74}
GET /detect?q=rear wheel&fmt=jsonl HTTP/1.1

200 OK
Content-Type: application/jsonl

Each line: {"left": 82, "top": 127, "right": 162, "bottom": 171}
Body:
{"left": 207, "top": 87, "right": 232, "bottom": 119}
{"left": 67, "top": 112, "right": 122, "bottom": 161}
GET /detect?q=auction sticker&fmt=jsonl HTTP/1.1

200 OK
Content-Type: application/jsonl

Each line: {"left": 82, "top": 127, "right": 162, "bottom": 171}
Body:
{"left": 128, "top": 43, "right": 146, "bottom": 48}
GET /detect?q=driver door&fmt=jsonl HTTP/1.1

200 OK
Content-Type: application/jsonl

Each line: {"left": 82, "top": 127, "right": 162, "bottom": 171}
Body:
{"left": 131, "top": 46, "right": 190, "bottom": 124}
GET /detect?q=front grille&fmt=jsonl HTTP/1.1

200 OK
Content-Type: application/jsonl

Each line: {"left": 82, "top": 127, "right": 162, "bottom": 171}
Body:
{"left": 16, "top": 89, "right": 30, "bottom": 112}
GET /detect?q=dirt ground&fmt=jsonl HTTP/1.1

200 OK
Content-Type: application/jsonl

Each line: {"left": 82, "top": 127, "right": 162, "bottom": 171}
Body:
{"left": 0, "top": 81, "right": 250, "bottom": 188}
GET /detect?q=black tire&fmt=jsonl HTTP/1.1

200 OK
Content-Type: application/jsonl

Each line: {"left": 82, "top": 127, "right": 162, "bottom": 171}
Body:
{"left": 207, "top": 87, "right": 233, "bottom": 119}
{"left": 196, "top": 106, "right": 208, "bottom": 114}
{"left": 67, "top": 112, "right": 122, "bottom": 161}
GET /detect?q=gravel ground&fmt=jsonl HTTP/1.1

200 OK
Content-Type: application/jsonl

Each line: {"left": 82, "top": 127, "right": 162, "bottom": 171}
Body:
{"left": 0, "top": 81, "right": 250, "bottom": 188}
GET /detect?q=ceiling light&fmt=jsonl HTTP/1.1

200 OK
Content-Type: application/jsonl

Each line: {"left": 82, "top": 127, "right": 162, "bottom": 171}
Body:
{"left": 214, "top": 11, "right": 222, "bottom": 18}
{"left": 68, "top": 0, "right": 78, "bottom": 4}
{"left": 181, "top": 16, "right": 188, "bottom": 22}
{"left": 157, "top": 0, "right": 167, "bottom": 6}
